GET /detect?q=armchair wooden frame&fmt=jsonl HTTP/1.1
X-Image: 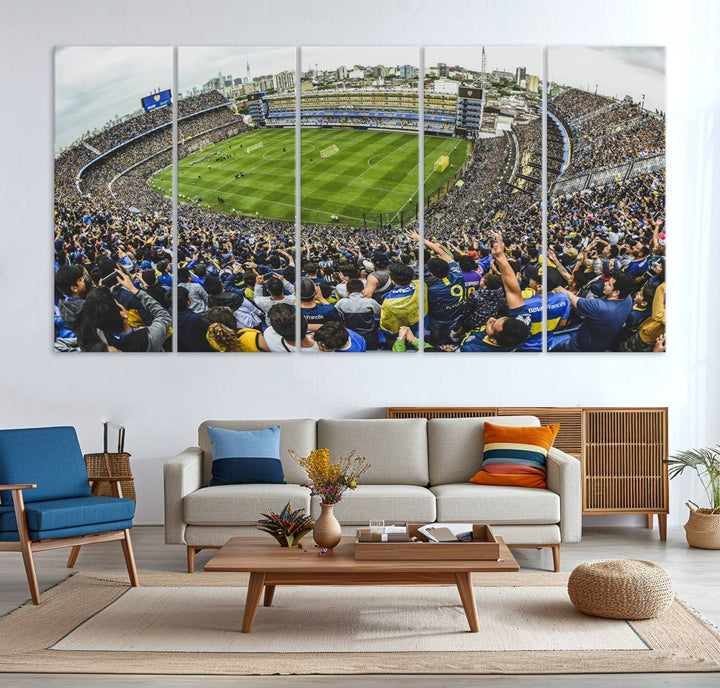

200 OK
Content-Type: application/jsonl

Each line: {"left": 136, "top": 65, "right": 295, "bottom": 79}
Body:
{"left": 0, "top": 478, "right": 139, "bottom": 605}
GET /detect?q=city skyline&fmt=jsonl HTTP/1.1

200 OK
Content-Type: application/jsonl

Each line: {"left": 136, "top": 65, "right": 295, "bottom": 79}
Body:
{"left": 178, "top": 46, "right": 296, "bottom": 94}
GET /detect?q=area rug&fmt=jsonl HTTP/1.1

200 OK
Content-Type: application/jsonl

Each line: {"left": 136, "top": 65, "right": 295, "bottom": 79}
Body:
{"left": 1, "top": 572, "right": 719, "bottom": 675}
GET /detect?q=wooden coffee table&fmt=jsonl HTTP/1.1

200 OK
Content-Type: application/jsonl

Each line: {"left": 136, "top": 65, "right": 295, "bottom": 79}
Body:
{"left": 204, "top": 536, "right": 519, "bottom": 633}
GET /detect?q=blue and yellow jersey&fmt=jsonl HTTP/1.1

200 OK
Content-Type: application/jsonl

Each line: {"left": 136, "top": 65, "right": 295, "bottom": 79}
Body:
{"left": 518, "top": 292, "right": 571, "bottom": 351}
{"left": 625, "top": 304, "right": 649, "bottom": 330}
{"left": 379, "top": 280, "right": 427, "bottom": 335}
{"left": 626, "top": 256, "right": 649, "bottom": 281}
{"left": 427, "top": 262, "right": 464, "bottom": 327}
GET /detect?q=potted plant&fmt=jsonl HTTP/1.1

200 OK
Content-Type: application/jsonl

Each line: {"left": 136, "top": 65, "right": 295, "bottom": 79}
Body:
{"left": 666, "top": 446, "right": 720, "bottom": 549}
{"left": 257, "top": 502, "right": 314, "bottom": 547}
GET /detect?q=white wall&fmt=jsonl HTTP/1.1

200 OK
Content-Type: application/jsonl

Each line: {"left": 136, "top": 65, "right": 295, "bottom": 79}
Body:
{"left": 1, "top": 0, "right": 717, "bottom": 525}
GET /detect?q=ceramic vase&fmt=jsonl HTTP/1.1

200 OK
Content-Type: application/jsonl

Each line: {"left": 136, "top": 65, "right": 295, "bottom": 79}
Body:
{"left": 313, "top": 502, "right": 342, "bottom": 549}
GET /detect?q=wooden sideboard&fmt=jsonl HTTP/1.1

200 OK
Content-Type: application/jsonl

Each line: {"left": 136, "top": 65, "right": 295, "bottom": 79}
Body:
{"left": 386, "top": 407, "right": 669, "bottom": 540}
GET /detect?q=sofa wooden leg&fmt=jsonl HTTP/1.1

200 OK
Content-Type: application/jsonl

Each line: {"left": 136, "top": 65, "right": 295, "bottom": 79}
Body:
{"left": 551, "top": 545, "right": 560, "bottom": 573}
{"left": 121, "top": 529, "right": 139, "bottom": 587}
{"left": 187, "top": 546, "right": 196, "bottom": 574}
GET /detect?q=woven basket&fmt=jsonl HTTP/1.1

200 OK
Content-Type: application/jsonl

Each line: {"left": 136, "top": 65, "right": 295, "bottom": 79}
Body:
{"left": 684, "top": 501, "right": 720, "bottom": 549}
{"left": 568, "top": 559, "right": 675, "bottom": 619}
{"left": 84, "top": 452, "right": 136, "bottom": 501}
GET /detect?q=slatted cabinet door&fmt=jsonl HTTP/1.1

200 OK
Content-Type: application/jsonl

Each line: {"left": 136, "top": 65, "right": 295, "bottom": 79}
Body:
{"left": 582, "top": 408, "right": 668, "bottom": 515}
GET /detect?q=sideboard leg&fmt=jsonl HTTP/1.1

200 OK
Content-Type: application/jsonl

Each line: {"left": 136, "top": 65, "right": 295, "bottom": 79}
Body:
{"left": 658, "top": 514, "right": 667, "bottom": 541}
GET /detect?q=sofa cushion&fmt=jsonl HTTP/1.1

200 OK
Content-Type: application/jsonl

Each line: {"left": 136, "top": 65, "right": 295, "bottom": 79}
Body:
{"left": 198, "top": 420, "right": 316, "bottom": 487}
{"left": 184, "top": 484, "right": 311, "bottom": 526}
{"left": 207, "top": 425, "right": 284, "bottom": 486}
{"left": 488, "top": 524, "right": 561, "bottom": 546}
{"left": 312, "top": 485, "right": 436, "bottom": 524}
{"left": 427, "top": 416, "right": 540, "bottom": 486}
{"left": 317, "top": 419, "right": 428, "bottom": 485}
{"left": 470, "top": 422, "right": 559, "bottom": 489}
{"left": 0, "top": 496, "right": 134, "bottom": 540}
{"left": 430, "top": 483, "right": 560, "bottom": 523}
{"left": 0, "top": 427, "right": 91, "bottom": 505}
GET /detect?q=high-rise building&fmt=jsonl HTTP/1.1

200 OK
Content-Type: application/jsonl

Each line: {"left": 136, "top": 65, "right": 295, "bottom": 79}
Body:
{"left": 526, "top": 75, "right": 539, "bottom": 94}
{"left": 515, "top": 67, "right": 526, "bottom": 84}
{"left": 491, "top": 70, "right": 514, "bottom": 83}
{"left": 338, "top": 65, "right": 348, "bottom": 80}
{"left": 399, "top": 64, "right": 415, "bottom": 79}
{"left": 437, "top": 62, "right": 448, "bottom": 78}
{"left": 273, "top": 70, "right": 295, "bottom": 93}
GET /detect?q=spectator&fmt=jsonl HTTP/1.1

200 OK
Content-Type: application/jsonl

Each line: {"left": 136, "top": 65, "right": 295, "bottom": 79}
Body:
{"left": 314, "top": 321, "right": 367, "bottom": 352}
{"left": 459, "top": 232, "right": 531, "bottom": 352}
{"left": 553, "top": 271, "right": 636, "bottom": 351}
{"left": 178, "top": 267, "right": 209, "bottom": 314}
{"left": 333, "top": 278, "right": 381, "bottom": 350}
{"left": 80, "top": 271, "right": 171, "bottom": 352}
{"left": 176, "top": 286, "right": 213, "bottom": 352}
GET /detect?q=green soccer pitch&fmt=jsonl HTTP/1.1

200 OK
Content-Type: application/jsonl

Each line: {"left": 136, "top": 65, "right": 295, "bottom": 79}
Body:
{"left": 149, "top": 128, "right": 471, "bottom": 226}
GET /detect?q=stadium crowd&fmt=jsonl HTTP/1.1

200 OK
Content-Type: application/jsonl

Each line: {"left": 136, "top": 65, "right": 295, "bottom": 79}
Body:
{"left": 54, "top": 86, "right": 665, "bottom": 353}
{"left": 551, "top": 88, "right": 665, "bottom": 176}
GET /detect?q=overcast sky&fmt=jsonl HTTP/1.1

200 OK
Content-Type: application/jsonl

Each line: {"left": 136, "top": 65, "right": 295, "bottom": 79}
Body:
{"left": 55, "top": 44, "right": 664, "bottom": 150}
{"left": 548, "top": 46, "right": 665, "bottom": 111}
{"left": 55, "top": 46, "right": 172, "bottom": 150}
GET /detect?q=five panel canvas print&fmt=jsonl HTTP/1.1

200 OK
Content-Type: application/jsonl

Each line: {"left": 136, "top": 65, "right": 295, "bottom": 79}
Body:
{"left": 53, "top": 46, "right": 665, "bottom": 354}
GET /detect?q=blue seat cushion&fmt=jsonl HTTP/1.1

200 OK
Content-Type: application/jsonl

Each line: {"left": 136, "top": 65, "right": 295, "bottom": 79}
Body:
{"left": 0, "top": 496, "right": 135, "bottom": 540}
{"left": 207, "top": 425, "right": 285, "bottom": 486}
{"left": 0, "top": 519, "right": 134, "bottom": 542}
{"left": 0, "top": 427, "right": 91, "bottom": 505}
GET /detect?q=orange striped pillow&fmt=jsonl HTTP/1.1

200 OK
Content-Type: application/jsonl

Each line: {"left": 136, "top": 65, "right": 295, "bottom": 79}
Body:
{"left": 470, "top": 423, "right": 559, "bottom": 489}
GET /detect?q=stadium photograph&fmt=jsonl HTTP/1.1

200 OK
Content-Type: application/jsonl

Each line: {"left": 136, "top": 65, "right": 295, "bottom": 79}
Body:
{"left": 53, "top": 45, "right": 665, "bottom": 355}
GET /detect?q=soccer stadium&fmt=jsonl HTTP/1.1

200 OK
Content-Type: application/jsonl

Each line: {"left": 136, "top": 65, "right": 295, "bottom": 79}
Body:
{"left": 54, "top": 50, "right": 665, "bottom": 354}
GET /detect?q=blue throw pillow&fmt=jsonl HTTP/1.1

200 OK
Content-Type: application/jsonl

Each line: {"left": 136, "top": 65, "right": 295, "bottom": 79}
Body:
{"left": 207, "top": 426, "right": 285, "bottom": 486}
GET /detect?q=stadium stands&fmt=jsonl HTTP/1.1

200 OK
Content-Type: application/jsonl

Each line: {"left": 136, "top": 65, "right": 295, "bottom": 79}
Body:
{"left": 54, "top": 84, "right": 665, "bottom": 354}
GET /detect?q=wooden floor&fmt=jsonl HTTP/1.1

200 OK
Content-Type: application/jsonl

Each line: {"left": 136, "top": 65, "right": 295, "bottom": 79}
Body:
{"left": 1, "top": 525, "right": 718, "bottom": 687}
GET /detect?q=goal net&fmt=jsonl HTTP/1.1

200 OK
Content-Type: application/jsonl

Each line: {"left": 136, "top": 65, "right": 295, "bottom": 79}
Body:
{"left": 320, "top": 144, "right": 340, "bottom": 159}
{"left": 246, "top": 142, "right": 264, "bottom": 154}
{"left": 433, "top": 155, "right": 449, "bottom": 172}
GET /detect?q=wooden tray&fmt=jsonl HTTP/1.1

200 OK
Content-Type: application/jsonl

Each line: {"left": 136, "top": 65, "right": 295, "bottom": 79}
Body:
{"left": 354, "top": 524, "right": 500, "bottom": 560}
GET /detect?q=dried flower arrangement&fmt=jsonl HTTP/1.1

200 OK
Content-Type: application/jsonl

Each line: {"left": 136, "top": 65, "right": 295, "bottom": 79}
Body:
{"left": 290, "top": 448, "right": 370, "bottom": 504}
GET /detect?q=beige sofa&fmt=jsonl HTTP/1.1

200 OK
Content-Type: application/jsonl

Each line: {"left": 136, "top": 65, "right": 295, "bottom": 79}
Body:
{"left": 164, "top": 417, "right": 582, "bottom": 572}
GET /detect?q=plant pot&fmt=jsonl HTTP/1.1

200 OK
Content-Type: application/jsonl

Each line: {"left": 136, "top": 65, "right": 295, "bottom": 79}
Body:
{"left": 684, "top": 501, "right": 720, "bottom": 549}
{"left": 313, "top": 502, "right": 342, "bottom": 549}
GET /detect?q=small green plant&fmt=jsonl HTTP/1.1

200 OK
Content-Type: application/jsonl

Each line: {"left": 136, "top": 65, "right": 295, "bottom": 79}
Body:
{"left": 257, "top": 502, "right": 315, "bottom": 547}
{"left": 666, "top": 447, "right": 720, "bottom": 513}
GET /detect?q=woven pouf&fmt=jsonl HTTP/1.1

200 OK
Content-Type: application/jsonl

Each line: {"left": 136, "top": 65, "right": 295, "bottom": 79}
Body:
{"left": 568, "top": 559, "right": 675, "bottom": 619}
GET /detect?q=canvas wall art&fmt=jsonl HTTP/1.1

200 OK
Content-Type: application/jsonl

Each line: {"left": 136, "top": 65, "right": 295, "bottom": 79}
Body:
{"left": 53, "top": 45, "right": 665, "bottom": 354}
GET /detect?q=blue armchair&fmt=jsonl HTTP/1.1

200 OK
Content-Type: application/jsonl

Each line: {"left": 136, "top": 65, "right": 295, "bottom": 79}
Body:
{"left": 0, "top": 426, "right": 139, "bottom": 604}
